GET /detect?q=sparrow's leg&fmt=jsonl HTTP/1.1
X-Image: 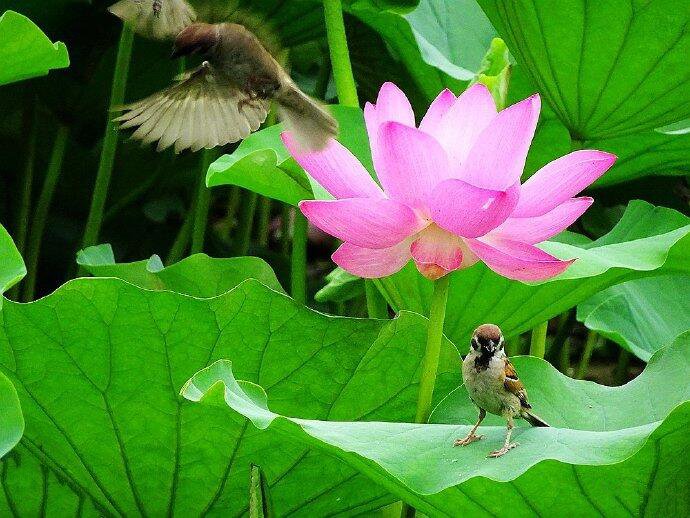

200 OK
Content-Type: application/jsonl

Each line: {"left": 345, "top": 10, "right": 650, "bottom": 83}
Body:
{"left": 488, "top": 417, "right": 518, "bottom": 458}
{"left": 453, "top": 408, "right": 486, "bottom": 446}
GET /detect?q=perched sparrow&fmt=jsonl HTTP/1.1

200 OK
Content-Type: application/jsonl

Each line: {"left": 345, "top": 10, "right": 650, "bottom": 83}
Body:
{"left": 108, "top": 0, "right": 197, "bottom": 40}
{"left": 108, "top": 2, "right": 338, "bottom": 153}
{"left": 454, "top": 324, "right": 549, "bottom": 458}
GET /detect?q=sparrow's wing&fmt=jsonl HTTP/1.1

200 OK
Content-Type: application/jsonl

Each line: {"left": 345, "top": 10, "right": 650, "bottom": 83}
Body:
{"left": 115, "top": 62, "right": 270, "bottom": 153}
{"left": 108, "top": 0, "right": 197, "bottom": 40}
{"left": 503, "top": 358, "right": 531, "bottom": 409}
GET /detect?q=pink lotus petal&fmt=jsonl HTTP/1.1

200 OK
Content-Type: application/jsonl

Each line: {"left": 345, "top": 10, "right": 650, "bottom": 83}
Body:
{"left": 459, "top": 94, "right": 541, "bottom": 190}
{"left": 425, "top": 83, "right": 497, "bottom": 168}
{"left": 468, "top": 237, "right": 574, "bottom": 281}
{"left": 410, "top": 224, "right": 478, "bottom": 280}
{"left": 491, "top": 197, "right": 594, "bottom": 244}
{"left": 419, "top": 89, "right": 456, "bottom": 134}
{"left": 377, "top": 122, "right": 450, "bottom": 210}
{"left": 365, "top": 83, "right": 416, "bottom": 177}
{"left": 512, "top": 150, "right": 617, "bottom": 217}
{"left": 430, "top": 179, "right": 520, "bottom": 238}
{"left": 299, "top": 198, "right": 424, "bottom": 249}
{"left": 281, "top": 132, "right": 384, "bottom": 199}
{"left": 332, "top": 240, "right": 412, "bottom": 279}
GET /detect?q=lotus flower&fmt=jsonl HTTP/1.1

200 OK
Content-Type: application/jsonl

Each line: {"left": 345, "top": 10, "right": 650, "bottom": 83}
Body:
{"left": 281, "top": 83, "right": 615, "bottom": 281}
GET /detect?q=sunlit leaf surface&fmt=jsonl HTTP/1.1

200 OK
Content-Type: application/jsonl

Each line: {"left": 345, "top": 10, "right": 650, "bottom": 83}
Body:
{"left": 0, "top": 10, "right": 69, "bottom": 86}
{"left": 184, "top": 333, "right": 690, "bottom": 516}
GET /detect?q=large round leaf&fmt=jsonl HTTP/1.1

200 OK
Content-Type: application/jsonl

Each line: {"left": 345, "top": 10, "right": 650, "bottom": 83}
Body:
{"left": 183, "top": 333, "right": 690, "bottom": 516}
{"left": 0, "top": 10, "right": 69, "bottom": 86}
{"left": 577, "top": 274, "right": 690, "bottom": 361}
{"left": 0, "top": 238, "right": 460, "bottom": 515}
{"left": 479, "top": 0, "right": 690, "bottom": 140}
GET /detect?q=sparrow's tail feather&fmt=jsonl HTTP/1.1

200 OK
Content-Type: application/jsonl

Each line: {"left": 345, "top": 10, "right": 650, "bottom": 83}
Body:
{"left": 523, "top": 410, "right": 549, "bottom": 427}
{"left": 276, "top": 84, "right": 338, "bottom": 151}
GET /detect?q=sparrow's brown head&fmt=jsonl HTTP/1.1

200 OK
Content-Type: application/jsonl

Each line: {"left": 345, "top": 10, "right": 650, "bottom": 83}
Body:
{"left": 470, "top": 324, "right": 504, "bottom": 355}
{"left": 172, "top": 23, "right": 220, "bottom": 59}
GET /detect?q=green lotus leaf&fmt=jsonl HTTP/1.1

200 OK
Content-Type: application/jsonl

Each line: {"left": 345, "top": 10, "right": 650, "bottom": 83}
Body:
{"left": 577, "top": 274, "right": 690, "bottom": 361}
{"left": 77, "top": 243, "right": 284, "bottom": 296}
{"left": 0, "top": 10, "right": 69, "bottom": 86}
{"left": 184, "top": 333, "right": 690, "bottom": 516}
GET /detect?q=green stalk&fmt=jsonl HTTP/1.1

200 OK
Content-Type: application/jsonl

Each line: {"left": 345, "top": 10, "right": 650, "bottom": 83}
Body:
{"left": 257, "top": 197, "right": 272, "bottom": 247}
{"left": 614, "top": 349, "right": 631, "bottom": 386}
{"left": 576, "top": 330, "right": 599, "bottom": 380}
{"left": 234, "top": 191, "right": 258, "bottom": 256}
{"left": 402, "top": 276, "right": 450, "bottom": 518}
{"left": 166, "top": 209, "right": 194, "bottom": 265}
{"left": 81, "top": 25, "right": 135, "bottom": 250}
{"left": 413, "top": 275, "right": 450, "bottom": 424}
{"left": 9, "top": 102, "right": 38, "bottom": 301}
{"left": 529, "top": 321, "right": 548, "bottom": 358}
{"left": 190, "top": 149, "right": 216, "bottom": 254}
{"left": 281, "top": 205, "right": 292, "bottom": 255}
{"left": 22, "top": 125, "right": 70, "bottom": 302}
{"left": 291, "top": 211, "right": 308, "bottom": 304}
{"left": 323, "top": 0, "right": 358, "bottom": 108}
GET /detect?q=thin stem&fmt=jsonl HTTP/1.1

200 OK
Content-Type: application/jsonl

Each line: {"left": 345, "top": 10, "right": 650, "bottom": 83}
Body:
{"left": 613, "top": 348, "right": 631, "bottom": 386}
{"left": 166, "top": 209, "right": 194, "bottom": 265}
{"left": 190, "top": 149, "right": 216, "bottom": 254}
{"left": 323, "top": 0, "right": 358, "bottom": 108}
{"left": 290, "top": 211, "right": 308, "bottom": 305}
{"left": 234, "top": 191, "right": 258, "bottom": 256}
{"left": 256, "top": 197, "right": 271, "bottom": 247}
{"left": 402, "top": 275, "right": 450, "bottom": 518}
{"left": 365, "top": 281, "right": 388, "bottom": 319}
{"left": 281, "top": 205, "right": 292, "bottom": 255}
{"left": 413, "top": 275, "right": 450, "bottom": 424}
{"left": 9, "top": 103, "right": 38, "bottom": 300}
{"left": 529, "top": 321, "right": 548, "bottom": 358}
{"left": 81, "top": 24, "right": 135, "bottom": 250}
{"left": 22, "top": 125, "right": 70, "bottom": 302}
{"left": 15, "top": 99, "right": 38, "bottom": 259}
{"left": 576, "top": 330, "right": 599, "bottom": 380}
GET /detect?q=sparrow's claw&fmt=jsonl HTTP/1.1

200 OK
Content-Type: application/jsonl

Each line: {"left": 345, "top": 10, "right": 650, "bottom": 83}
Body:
{"left": 453, "top": 433, "right": 484, "bottom": 447}
{"left": 487, "top": 442, "right": 518, "bottom": 458}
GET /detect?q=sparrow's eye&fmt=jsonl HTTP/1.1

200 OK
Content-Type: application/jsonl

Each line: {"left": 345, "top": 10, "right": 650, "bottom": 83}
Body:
{"left": 471, "top": 337, "right": 479, "bottom": 350}
{"left": 498, "top": 338, "right": 504, "bottom": 350}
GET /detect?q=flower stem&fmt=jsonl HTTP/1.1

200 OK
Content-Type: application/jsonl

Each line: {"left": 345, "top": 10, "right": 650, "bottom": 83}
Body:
{"left": 291, "top": 211, "right": 308, "bottom": 304}
{"left": 529, "top": 321, "right": 548, "bottom": 358}
{"left": 414, "top": 275, "right": 451, "bottom": 424}
{"left": 190, "top": 149, "right": 216, "bottom": 254}
{"left": 234, "top": 191, "right": 258, "bottom": 256}
{"left": 166, "top": 208, "right": 194, "bottom": 265}
{"left": 323, "top": 0, "right": 358, "bottom": 108}
{"left": 614, "top": 348, "right": 631, "bottom": 385}
{"left": 576, "top": 330, "right": 599, "bottom": 380}
{"left": 81, "top": 24, "right": 134, "bottom": 251}
{"left": 365, "top": 281, "right": 388, "bottom": 319}
{"left": 22, "top": 125, "right": 70, "bottom": 302}
{"left": 257, "top": 197, "right": 271, "bottom": 247}
{"left": 402, "top": 276, "right": 450, "bottom": 518}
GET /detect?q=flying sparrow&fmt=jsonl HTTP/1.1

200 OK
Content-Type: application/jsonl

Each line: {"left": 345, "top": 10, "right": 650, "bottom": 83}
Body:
{"left": 454, "top": 324, "right": 549, "bottom": 458}
{"left": 108, "top": 1, "right": 338, "bottom": 153}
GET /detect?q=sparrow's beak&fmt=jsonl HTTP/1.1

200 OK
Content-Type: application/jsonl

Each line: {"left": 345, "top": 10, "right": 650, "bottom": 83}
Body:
{"left": 482, "top": 340, "right": 496, "bottom": 354}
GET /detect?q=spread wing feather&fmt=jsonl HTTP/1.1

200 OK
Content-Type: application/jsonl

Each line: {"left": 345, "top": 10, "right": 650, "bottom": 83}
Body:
{"left": 503, "top": 358, "right": 531, "bottom": 409}
{"left": 114, "top": 63, "right": 270, "bottom": 153}
{"left": 108, "top": 0, "right": 197, "bottom": 40}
